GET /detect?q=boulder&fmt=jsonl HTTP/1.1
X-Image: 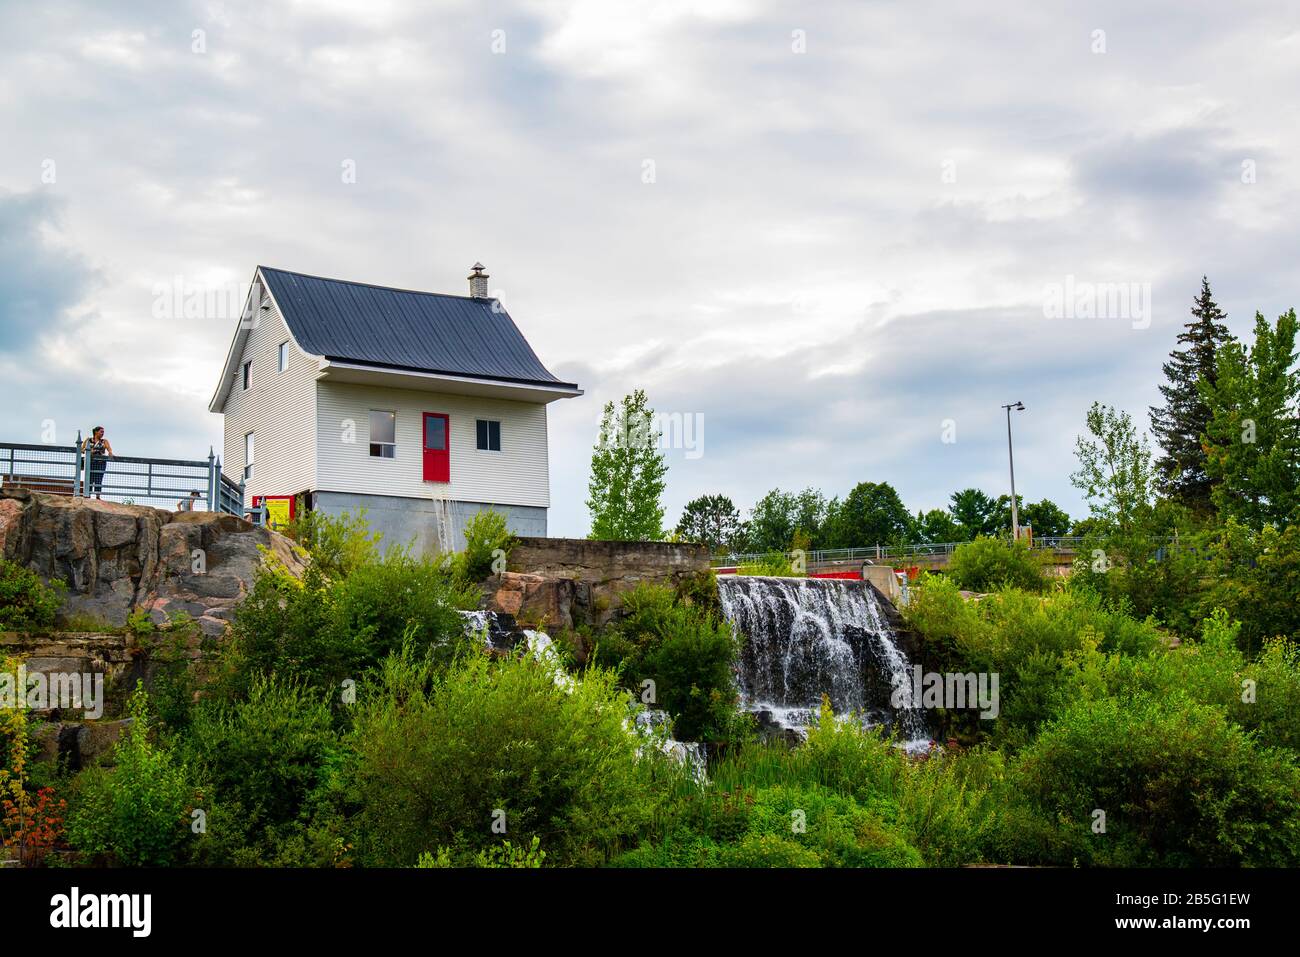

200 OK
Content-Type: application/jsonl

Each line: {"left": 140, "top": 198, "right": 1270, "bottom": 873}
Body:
{"left": 0, "top": 490, "right": 305, "bottom": 630}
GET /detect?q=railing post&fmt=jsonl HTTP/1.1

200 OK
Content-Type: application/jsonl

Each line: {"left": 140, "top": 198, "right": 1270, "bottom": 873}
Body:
{"left": 73, "top": 431, "right": 83, "bottom": 497}
{"left": 207, "top": 448, "right": 217, "bottom": 512}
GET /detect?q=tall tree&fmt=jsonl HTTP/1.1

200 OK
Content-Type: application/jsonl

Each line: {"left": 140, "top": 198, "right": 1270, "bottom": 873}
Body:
{"left": 949, "top": 488, "right": 998, "bottom": 540}
{"left": 747, "top": 488, "right": 796, "bottom": 552}
{"left": 1149, "top": 277, "right": 1235, "bottom": 512}
{"left": 790, "top": 488, "right": 828, "bottom": 546}
{"left": 587, "top": 389, "right": 669, "bottom": 540}
{"left": 1019, "top": 499, "right": 1073, "bottom": 538}
{"left": 1070, "top": 402, "right": 1157, "bottom": 561}
{"left": 1200, "top": 309, "right": 1300, "bottom": 530}
{"left": 835, "top": 481, "right": 912, "bottom": 547}
{"left": 913, "top": 508, "right": 962, "bottom": 543}
{"left": 675, "top": 494, "right": 742, "bottom": 552}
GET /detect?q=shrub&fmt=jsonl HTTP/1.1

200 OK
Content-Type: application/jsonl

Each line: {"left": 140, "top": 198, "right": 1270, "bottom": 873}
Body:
{"left": 345, "top": 645, "right": 660, "bottom": 867}
{"left": 456, "top": 508, "right": 515, "bottom": 582}
{"left": 330, "top": 554, "right": 476, "bottom": 669}
{"left": 1004, "top": 692, "right": 1300, "bottom": 866}
{"left": 184, "top": 674, "right": 340, "bottom": 865}
{"left": 228, "top": 548, "right": 475, "bottom": 694}
{"left": 0, "top": 559, "right": 64, "bottom": 631}
{"left": 281, "top": 506, "right": 382, "bottom": 581}
{"left": 614, "top": 783, "right": 922, "bottom": 868}
{"left": 597, "top": 584, "right": 744, "bottom": 743}
{"left": 737, "top": 552, "right": 804, "bottom": 577}
{"left": 947, "top": 536, "right": 1046, "bottom": 592}
{"left": 66, "top": 684, "right": 194, "bottom": 866}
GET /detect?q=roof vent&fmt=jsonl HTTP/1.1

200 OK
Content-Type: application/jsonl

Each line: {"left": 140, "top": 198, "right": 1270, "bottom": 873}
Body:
{"left": 467, "top": 262, "right": 490, "bottom": 298}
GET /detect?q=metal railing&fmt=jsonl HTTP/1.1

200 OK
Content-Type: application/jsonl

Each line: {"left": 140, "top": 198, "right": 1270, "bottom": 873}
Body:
{"left": 712, "top": 536, "right": 1089, "bottom": 568}
{"left": 1, "top": 435, "right": 246, "bottom": 516}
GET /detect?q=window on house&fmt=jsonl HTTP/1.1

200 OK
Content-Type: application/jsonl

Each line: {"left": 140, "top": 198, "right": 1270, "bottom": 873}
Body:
{"left": 241, "top": 360, "right": 251, "bottom": 390}
{"left": 278, "top": 341, "right": 289, "bottom": 372}
{"left": 244, "top": 432, "right": 255, "bottom": 481}
{"left": 476, "top": 419, "right": 501, "bottom": 452}
{"left": 369, "top": 410, "right": 396, "bottom": 458}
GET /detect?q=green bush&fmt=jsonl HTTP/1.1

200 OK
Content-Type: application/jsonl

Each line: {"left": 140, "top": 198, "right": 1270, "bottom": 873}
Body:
{"left": 66, "top": 684, "right": 194, "bottom": 866}
{"left": 737, "top": 551, "right": 804, "bottom": 577}
{"left": 1003, "top": 692, "right": 1300, "bottom": 866}
{"left": 0, "top": 559, "right": 64, "bottom": 631}
{"left": 186, "top": 675, "right": 336, "bottom": 823}
{"left": 614, "top": 783, "right": 922, "bottom": 868}
{"left": 345, "top": 645, "right": 660, "bottom": 867}
{"left": 456, "top": 508, "right": 515, "bottom": 582}
{"left": 595, "top": 584, "right": 744, "bottom": 743}
{"left": 947, "top": 536, "right": 1046, "bottom": 592}
{"left": 281, "top": 506, "right": 382, "bottom": 581}
{"left": 228, "top": 548, "right": 475, "bottom": 694}
{"left": 903, "top": 577, "right": 1165, "bottom": 747}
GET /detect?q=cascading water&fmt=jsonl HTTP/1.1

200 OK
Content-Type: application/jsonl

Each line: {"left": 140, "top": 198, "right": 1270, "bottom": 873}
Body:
{"left": 717, "top": 575, "right": 931, "bottom": 751}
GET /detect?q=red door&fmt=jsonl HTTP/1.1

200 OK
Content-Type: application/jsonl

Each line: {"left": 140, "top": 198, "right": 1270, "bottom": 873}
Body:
{"left": 422, "top": 412, "right": 450, "bottom": 482}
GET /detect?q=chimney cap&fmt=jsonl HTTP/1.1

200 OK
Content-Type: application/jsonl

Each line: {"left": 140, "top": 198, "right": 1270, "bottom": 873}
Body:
{"left": 468, "top": 262, "right": 488, "bottom": 277}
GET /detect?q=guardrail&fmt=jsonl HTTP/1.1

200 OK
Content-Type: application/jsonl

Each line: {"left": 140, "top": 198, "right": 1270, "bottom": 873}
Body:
{"left": 1, "top": 436, "right": 246, "bottom": 517}
{"left": 712, "top": 537, "right": 1089, "bottom": 568}
{"left": 709, "top": 536, "right": 1187, "bottom": 568}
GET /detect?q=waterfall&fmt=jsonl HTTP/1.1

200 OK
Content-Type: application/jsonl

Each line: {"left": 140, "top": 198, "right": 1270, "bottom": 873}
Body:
{"left": 717, "top": 575, "right": 930, "bottom": 749}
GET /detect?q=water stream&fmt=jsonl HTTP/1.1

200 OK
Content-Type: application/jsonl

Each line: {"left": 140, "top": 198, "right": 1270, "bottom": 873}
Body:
{"left": 717, "top": 575, "right": 931, "bottom": 751}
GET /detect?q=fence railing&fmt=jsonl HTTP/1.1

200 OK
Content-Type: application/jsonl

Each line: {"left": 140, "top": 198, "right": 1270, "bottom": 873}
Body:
{"left": 0, "top": 437, "right": 246, "bottom": 517}
{"left": 712, "top": 536, "right": 1089, "bottom": 568}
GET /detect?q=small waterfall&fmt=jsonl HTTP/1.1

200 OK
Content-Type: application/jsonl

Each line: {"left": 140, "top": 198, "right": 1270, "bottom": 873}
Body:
{"left": 717, "top": 575, "right": 930, "bottom": 749}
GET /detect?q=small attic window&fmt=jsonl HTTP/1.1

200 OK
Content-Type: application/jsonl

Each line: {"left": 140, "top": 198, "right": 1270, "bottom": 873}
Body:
{"left": 278, "top": 341, "right": 289, "bottom": 373}
{"left": 242, "top": 360, "right": 251, "bottom": 390}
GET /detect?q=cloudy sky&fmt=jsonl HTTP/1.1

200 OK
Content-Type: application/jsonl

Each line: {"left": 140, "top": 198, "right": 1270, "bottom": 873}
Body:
{"left": 2, "top": 0, "right": 1298, "bottom": 537}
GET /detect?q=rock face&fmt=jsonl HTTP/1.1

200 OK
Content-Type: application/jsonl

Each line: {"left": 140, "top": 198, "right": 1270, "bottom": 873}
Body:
{"left": 484, "top": 536, "right": 712, "bottom": 631}
{"left": 0, "top": 489, "right": 305, "bottom": 631}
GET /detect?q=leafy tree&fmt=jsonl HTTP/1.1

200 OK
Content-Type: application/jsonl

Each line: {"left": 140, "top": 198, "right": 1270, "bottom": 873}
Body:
{"left": 1199, "top": 520, "right": 1300, "bottom": 652}
{"left": 992, "top": 497, "right": 1072, "bottom": 538}
{"left": 747, "top": 489, "right": 796, "bottom": 552}
{"left": 1149, "top": 277, "right": 1235, "bottom": 512}
{"left": 587, "top": 389, "right": 670, "bottom": 541}
{"left": 913, "top": 508, "right": 962, "bottom": 544}
{"left": 1070, "top": 403, "right": 1156, "bottom": 544}
{"left": 834, "top": 481, "right": 912, "bottom": 547}
{"left": 949, "top": 488, "right": 998, "bottom": 540}
{"left": 675, "top": 494, "right": 743, "bottom": 553}
{"left": 790, "top": 488, "right": 828, "bottom": 545}
{"left": 1200, "top": 309, "right": 1300, "bottom": 531}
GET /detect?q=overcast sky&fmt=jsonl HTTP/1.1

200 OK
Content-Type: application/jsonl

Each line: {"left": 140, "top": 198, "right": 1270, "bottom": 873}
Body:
{"left": 2, "top": 0, "right": 1298, "bottom": 537}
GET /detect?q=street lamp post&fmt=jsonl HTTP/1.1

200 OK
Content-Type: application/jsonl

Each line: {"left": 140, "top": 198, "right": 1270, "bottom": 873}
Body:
{"left": 1002, "top": 401, "right": 1025, "bottom": 541}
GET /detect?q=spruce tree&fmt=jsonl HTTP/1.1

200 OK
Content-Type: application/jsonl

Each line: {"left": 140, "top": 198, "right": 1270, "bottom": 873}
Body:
{"left": 1149, "top": 277, "right": 1234, "bottom": 512}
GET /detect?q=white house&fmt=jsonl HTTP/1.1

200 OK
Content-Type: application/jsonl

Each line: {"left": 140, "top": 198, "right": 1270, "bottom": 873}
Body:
{"left": 209, "top": 263, "right": 582, "bottom": 553}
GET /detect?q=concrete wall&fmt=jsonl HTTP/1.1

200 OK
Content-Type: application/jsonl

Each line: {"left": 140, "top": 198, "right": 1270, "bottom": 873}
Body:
{"left": 507, "top": 536, "right": 711, "bottom": 581}
{"left": 312, "top": 490, "right": 545, "bottom": 556}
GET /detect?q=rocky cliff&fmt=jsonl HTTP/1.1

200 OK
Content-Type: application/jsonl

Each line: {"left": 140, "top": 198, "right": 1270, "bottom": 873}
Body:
{"left": 485, "top": 536, "right": 713, "bottom": 631}
{"left": 0, "top": 489, "right": 304, "bottom": 634}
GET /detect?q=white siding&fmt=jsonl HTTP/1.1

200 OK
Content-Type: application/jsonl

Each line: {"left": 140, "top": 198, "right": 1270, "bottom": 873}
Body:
{"left": 220, "top": 293, "right": 317, "bottom": 500}
{"left": 315, "top": 381, "right": 550, "bottom": 508}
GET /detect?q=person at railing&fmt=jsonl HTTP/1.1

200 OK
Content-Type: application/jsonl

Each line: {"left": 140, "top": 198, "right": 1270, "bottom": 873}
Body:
{"left": 177, "top": 490, "right": 201, "bottom": 512}
{"left": 81, "top": 426, "right": 114, "bottom": 499}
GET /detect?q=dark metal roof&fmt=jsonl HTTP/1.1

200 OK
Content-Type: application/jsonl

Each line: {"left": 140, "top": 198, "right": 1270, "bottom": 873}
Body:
{"left": 259, "top": 266, "right": 577, "bottom": 388}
